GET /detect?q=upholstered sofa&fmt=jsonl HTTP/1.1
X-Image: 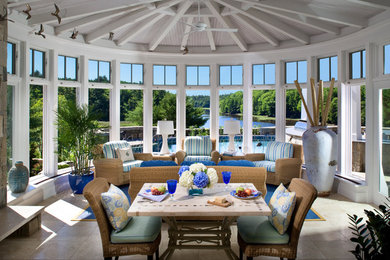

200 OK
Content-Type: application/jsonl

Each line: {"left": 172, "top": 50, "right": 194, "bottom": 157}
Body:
{"left": 175, "top": 136, "right": 220, "bottom": 165}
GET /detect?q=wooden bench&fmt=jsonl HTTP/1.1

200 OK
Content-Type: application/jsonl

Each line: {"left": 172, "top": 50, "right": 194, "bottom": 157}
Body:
{"left": 0, "top": 205, "right": 44, "bottom": 242}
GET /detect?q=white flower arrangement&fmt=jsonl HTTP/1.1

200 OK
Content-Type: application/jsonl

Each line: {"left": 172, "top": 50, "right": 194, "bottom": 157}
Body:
{"left": 178, "top": 163, "right": 218, "bottom": 189}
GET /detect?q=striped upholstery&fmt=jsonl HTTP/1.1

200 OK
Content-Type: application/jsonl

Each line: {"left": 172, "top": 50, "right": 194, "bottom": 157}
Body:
{"left": 103, "top": 141, "right": 131, "bottom": 159}
{"left": 254, "top": 161, "right": 276, "bottom": 172}
{"left": 184, "top": 136, "right": 212, "bottom": 156}
{"left": 185, "top": 155, "right": 212, "bottom": 162}
{"left": 123, "top": 160, "right": 143, "bottom": 172}
{"left": 265, "top": 142, "right": 293, "bottom": 162}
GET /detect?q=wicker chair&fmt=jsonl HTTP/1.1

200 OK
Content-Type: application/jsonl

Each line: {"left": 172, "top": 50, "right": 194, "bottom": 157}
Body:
{"left": 175, "top": 136, "right": 220, "bottom": 165}
{"left": 83, "top": 178, "right": 161, "bottom": 260}
{"left": 237, "top": 178, "right": 317, "bottom": 260}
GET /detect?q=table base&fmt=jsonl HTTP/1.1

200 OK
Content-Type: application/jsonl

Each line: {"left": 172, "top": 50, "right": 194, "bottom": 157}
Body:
{"left": 160, "top": 216, "right": 239, "bottom": 260}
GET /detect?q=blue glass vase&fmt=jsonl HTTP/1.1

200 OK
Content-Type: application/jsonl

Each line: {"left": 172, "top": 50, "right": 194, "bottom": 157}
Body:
{"left": 8, "top": 161, "right": 29, "bottom": 193}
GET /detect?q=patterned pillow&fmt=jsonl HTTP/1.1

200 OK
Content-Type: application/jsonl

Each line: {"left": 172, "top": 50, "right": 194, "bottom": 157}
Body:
{"left": 116, "top": 147, "right": 134, "bottom": 162}
{"left": 101, "top": 184, "right": 131, "bottom": 232}
{"left": 268, "top": 183, "right": 296, "bottom": 235}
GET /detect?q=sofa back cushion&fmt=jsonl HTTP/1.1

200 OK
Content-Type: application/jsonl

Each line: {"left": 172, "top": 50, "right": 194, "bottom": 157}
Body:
{"left": 184, "top": 136, "right": 212, "bottom": 156}
{"left": 103, "top": 141, "right": 131, "bottom": 159}
{"left": 265, "top": 141, "right": 294, "bottom": 162}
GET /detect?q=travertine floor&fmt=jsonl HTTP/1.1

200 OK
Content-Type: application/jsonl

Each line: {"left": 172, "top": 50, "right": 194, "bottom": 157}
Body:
{"left": 0, "top": 188, "right": 376, "bottom": 260}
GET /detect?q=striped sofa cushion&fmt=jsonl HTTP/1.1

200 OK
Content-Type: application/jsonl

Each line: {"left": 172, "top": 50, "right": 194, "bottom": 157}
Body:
{"left": 254, "top": 160, "right": 276, "bottom": 172}
{"left": 103, "top": 141, "right": 131, "bottom": 159}
{"left": 123, "top": 160, "right": 143, "bottom": 172}
{"left": 185, "top": 156, "right": 212, "bottom": 162}
{"left": 184, "top": 136, "right": 212, "bottom": 156}
{"left": 265, "top": 142, "right": 293, "bottom": 162}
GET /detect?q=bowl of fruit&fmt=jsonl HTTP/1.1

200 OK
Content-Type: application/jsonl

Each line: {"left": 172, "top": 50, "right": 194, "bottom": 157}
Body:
{"left": 230, "top": 187, "right": 261, "bottom": 200}
{"left": 148, "top": 186, "right": 167, "bottom": 196}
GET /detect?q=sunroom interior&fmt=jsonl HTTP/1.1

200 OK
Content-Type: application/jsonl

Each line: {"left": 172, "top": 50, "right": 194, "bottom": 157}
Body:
{"left": 1, "top": 0, "right": 390, "bottom": 259}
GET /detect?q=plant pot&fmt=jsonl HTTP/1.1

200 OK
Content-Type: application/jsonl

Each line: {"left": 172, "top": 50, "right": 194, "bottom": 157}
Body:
{"left": 68, "top": 171, "right": 94, "bottom": 194}
{"left": 302, "top": 126, "right": 338, "bottom": 196}
{"left": 7, "top": 161, "right": 29, "bottom": 193}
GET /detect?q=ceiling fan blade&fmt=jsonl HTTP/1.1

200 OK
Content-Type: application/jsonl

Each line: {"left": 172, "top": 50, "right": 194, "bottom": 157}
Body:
{"left": 205, "top": 28, "right": 238, "bottom": 32}
{"left": 177, "top": 20, "right": 197, "bottom": 28}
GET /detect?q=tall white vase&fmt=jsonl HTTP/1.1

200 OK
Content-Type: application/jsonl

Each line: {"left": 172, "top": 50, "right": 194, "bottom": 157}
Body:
{"left": 302, "top": 126, "right": 338, "bottom": 196}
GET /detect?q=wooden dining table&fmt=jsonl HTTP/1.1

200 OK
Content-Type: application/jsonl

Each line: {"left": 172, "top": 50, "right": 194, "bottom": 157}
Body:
{"left": 127, "top": 183, "right": 271, "bottom": 260}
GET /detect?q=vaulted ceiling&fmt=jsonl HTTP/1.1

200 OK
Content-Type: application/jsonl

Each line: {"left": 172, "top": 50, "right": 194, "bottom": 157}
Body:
{"left": 7, "top": 0, "right": 390, "bottom": 53}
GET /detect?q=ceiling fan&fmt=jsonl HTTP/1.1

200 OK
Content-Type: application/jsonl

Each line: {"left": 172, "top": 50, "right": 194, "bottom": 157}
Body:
{"left": 182, "top": 0, "right": 238, "bottom": 34}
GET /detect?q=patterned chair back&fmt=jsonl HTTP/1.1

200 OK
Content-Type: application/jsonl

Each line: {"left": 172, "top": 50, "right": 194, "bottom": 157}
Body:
{"left": 184, "top": 136, "right": 213, "bottom": 156}
{"left": 102, "top": 141, "right": 131, "bottom": 159}
{"left": 265, "top": 141, "right": 294, "bottom": 162}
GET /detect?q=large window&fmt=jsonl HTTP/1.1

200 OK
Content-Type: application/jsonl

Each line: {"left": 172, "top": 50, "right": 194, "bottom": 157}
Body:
{"left": 186, "top": 90, "right": 209, "bottom": 136}
{"left": 153, "top": 65, "right": 176, "bottom": 85}
{"left": 186, "top": 65, "right": 210, "bottom": 86}
{"left": 285, "top": 89, "right": 303, "bottom": 142}
{"left": 285, "top": 60, "right": 307, "bottom": 84}
{"left": 318, "top": 56, "right": 338, "bottom": 82}
{"left": 7, "top": 85, "right": 13, "bottom": 171}
{"left": 219, "top": 65, "right": 243, "bottom": 85}
{"left": 253, "top": 64, "right": 275, "bottom": 85}
{"left": 384, "top": 44, "right": 390, "bottom": 75}
{"left": 58, "top": 55, "right": 77, "bottom": 81}
{"left": 350, "top": 50, "right": 366, "bottom": 79}
{"left": 30, "top": 49, "right": 45, "bottom": 78}
{"left": 88, "top": 60, "right": 110, "bottom": 83}
{"left": 380, "top": 88, "right": 390, "bottom": 196}
{"left": 89, "top": 88, "right": 110, "bottom": 143}
{"left": 30, "top": 85, "right": 43, "bottom": 176}
{"left": 7, "top": 42, "right": 15, "bottom": 75}
{"left": 120, "top": 63, "right": 143, "bottom": 84}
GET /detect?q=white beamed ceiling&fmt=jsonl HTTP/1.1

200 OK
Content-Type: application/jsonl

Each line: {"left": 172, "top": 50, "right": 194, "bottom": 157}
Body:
{"left": 8, "top": 0, "right": 389, "bottom": 53}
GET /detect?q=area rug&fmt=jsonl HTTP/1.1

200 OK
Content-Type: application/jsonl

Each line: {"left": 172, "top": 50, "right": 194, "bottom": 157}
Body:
{"left": 72, "top": 184, "right": 324, "bottom": 221}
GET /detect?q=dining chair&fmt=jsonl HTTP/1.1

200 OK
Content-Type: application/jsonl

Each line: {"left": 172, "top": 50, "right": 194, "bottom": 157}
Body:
{"left": 83, "top": 178, "right": 161, "bottom": 260}
{"left": 237, "top": 178, "right": 317, "bottom": 260}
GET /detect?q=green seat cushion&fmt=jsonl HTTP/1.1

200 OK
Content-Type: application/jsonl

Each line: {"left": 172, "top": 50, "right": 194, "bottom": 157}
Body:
{"left": 237, "top": 216, "right": 290, "bottom": 244}
{"left": 110, "top": 216, "right": 162, "bottom": 244}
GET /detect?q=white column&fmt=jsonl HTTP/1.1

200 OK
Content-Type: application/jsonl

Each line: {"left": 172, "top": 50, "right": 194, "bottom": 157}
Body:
{"left": 351, "top": 86, "right": 362, "bottom": 140}
{"left": 110, "top": 60, "right": 120, "bottom": 141}
{"left": 13, "top": 41, "right": 30, "bottom": 169}
{"left": 275, "top": 60, "right": 285, "bottom": 142}
{"left": 209, "top": 64, "right": 219, "bottom": 149}
{"left": 176, "top": 64, "right": 186, "bottom": 151}
{"left": 143, "top": 63, "right": 153, "bottom": 153}
{"left": 43, "top": 49, "right": 58, "bottom": 176}
{"left": 242, "top": 62, "right": 252, "bottom": 153}
{"left": 78, "top": 55, "right": 89, "bottom": 106}
{"left": 306, "top": 56, "right": 315, "bottom": 127}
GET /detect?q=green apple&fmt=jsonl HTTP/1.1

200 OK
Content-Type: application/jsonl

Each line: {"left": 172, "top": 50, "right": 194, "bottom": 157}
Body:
{"left": 158, "top": 186, "right": 166, "bottom": 193}
{"left": 236, "top": 187, "right": 244, "bottom": 193}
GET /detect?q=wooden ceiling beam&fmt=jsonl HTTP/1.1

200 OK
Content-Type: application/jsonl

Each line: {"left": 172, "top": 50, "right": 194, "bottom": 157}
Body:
{"left": 346, "top": 0, "right": 390, "bottom": 9}
{"left": 203, "top": 17, "right": 216, "bottom": 51}
{"left": 180, "top": 17, "right": 194, "bottom": 50}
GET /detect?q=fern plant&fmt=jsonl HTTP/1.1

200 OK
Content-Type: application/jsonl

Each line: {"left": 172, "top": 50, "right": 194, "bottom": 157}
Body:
{"left": 348, "top": 198, "right": 390, "bottom": 260}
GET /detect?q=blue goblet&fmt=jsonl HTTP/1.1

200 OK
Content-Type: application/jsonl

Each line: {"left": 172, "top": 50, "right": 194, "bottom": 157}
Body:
{"left": 222, "top": 171, "right": 232, "bottom": 191}
{"left": 166, "top": 179, "right": 177, "bottom": 200}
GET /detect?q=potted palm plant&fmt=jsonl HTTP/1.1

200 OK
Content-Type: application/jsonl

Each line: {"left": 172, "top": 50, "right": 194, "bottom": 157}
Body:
{"left": 56, "top": 100, "right": 100, "bottom": 194}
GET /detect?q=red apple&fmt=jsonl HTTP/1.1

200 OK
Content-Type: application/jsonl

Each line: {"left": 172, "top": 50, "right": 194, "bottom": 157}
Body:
{"left": 245, "top": 189, "right": 252, "bottom": 196}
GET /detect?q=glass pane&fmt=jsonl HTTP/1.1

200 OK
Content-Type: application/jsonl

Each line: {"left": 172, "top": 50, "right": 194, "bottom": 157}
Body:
{"left": 385, "top": 45, "right": 390, "bottom": 74}
{"left": 219, "top": 90, "right": 243, "bottom": 153}
{"left": 33, "top": 50, "right": 44, "bottom": 78}
{"left": 7, "top": 85, "right": 13, "bottom": 171}
{"left": 362, "top": 50, "right": 366, "bottom": 78}
{"left": 331, "top": 56, "right": 338, "bottom": 81}
{"left": 351, "top": 51, "right": 361, "bottom": 79}
{"left": 352, "top": 85, "right": 365, "bottom": 179}
{"left": 7, "top": 43, "right": 14, "bottom": 74}
{"left": 252, "top": 89, "right": 276, "bottom": 152}
{"left": 380, "top": 88, "right": 390, "bottom": 196}
{"left": 319, "top": 57, "right": 330, "bottom": 82}
{"left": 153, "top": 90, "right": 177, "bottom": 153}
{"left": 285, "top": 89, "right": 303, "bottom": 142}
{"left": 186, "top": 90, "right": 210, "bottom": 136}
{"left": 165, "top": 65, "right": 176, "bottom": 85}
{"left": 198, "top": 66, "right": 210, "bottom": 85}
{"left": 297, "top": 61, "right": 307, "bottom": 83}
{"left": 153, "top": 65, "right": 164, "bottom": 85}
{"left": 285, "top": 62, "right": 297, "bottom": 84}
{"left": 120, "top": 63, "right": 131, "bottom": 84}
{"left": 88, "top": 60, "right": 98, "bottom": 82}
{"left": 89, "top": 88, "right": 110, "bottom": 144}
{"left": 120, "top": 89, "right": 144, "bottom": 152}
{"left": 58, "top": 55, "right": 65, "bottom": 80}
{"left": 253, "top": 65, "right": 264, "bottom": 85}
{"left": 220, "top": 66, "right": 231, "bottom": 85}
{"left": 232, "top": 65, "right": 243, "bottom": 85}
{"left": 29, "top": 85, "right": 43, "bottom": 176}
{"left": 30, "top": 49, "right": 33, "bottom": 76}
{"left": 132, "top": 64, "right": 143, "bottom": 84}
{"left": 186, "top": 66, "right": 198, "bottom": 85}
{"left": 99, "top": 61, "right": 110, "bottom": 83}
{"left": 265, "top": 64, "right": 275, "bottom": 84}
{"left": 66, "top": 57, "right": 77, "bottom": 80}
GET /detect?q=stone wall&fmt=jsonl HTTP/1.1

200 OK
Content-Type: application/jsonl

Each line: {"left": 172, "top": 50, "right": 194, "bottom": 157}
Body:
{"left": 0, "top": 0, "right": 7, "bottom": 208}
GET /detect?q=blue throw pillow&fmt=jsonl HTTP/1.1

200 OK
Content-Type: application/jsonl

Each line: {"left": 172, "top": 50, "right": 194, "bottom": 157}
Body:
{"left": 218, "top": 160, "right": 255, "bottom": 167}
{"left": 181, "top": 160, "right": 216, "bottom": 166}
{"left": 140, "top": 160, "right": 178, "bottom": 167}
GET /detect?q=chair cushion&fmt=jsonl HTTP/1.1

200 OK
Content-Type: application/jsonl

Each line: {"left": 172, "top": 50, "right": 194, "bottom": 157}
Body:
{"left": 140, "top": 160, "right": 178, "bottom": 167}
{"left": 185, "top": 155, "right": 212, "bottom": 162}
{"left": 268, "top": 183, "right": 296, "bottom": 235}
{"left": 123, "top": 160, "right": 143, "bottom": 172}
{"left": 103, "top": 141, "right": 131, "bottom": 159}
{"left": 110, "top": 216, "right": 162, "bottom": 244}
{"left": 237, "top": 215, "right": 290, "bottom": 244}
{"left": 254, "top": 160, "right": 276, "bottom": 172}
{"left": 101, "top": 184, "right": 131, "bottom": 232}
{"left": 116, "top": 147, "right": 134, "bottom": 161}
{"left": 218, "top": 160, "right": 255, "bottom": 167}
{"left": 184, "top": 136, "right": 212, "bottom": 156}
{"left": 265, "top": 142, "right": 294, "bottom": 162}
{"left": 181, "top": 160, "right": 216, "bottom": 166}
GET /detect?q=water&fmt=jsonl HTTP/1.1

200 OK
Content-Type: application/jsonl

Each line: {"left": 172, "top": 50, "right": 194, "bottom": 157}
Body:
{"left": 201, "top": 114, "right": 275, "bottom": 128}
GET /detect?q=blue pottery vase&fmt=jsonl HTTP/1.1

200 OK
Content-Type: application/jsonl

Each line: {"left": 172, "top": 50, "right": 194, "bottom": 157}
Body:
{"left": 8, "top": 161, "right": 29, "bottom": 193}
{"left": 68, "top": 171, "right": 94, "bottom": 194}
{"left": 188, "top": 187, "right": 203, "bottom": 196}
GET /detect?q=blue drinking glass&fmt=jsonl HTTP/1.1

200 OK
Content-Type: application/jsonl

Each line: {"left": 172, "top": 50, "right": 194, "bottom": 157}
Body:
{"left": 166, "top": 179, "right": 177, "bottom": 200}
{"left": 222, "top": 171, "right": 232, "bottom": 191}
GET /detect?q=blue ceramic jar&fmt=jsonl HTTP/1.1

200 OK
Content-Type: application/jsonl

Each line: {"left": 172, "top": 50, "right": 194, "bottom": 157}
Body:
{"left": 8, "top": 161, "right": 29, "bottom": 193}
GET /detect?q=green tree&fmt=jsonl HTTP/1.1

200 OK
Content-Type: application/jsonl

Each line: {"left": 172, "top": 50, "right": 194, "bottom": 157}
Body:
{"left": 219, "top": 91, "right": 243, "bottom": 114}
{"left": 29, "top": 85, "right": 43, "bottom": 175}
{"left": 88, "top": 88, "right": 110, "bottom": 121}
{"left": 286, "top": 89, "right": 301, "bottom": 119}
{"left": 383, "top": 89, "right": 390, "bottom": 127}
{"left": 186, "top": 96, "right": 208, "bottom": 128}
